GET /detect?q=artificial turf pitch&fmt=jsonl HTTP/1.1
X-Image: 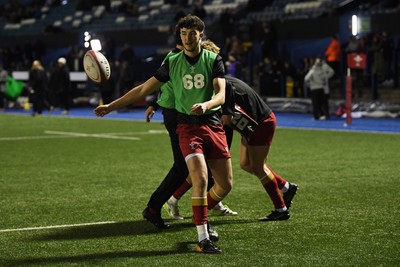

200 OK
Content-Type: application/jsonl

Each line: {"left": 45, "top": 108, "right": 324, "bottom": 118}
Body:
{"left": 0, "top": 114, "right": 399, "bottom": 266}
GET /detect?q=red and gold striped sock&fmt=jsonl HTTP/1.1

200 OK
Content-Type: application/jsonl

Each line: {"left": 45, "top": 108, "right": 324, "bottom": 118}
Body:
{"left": 264, "top": 164, "right": 287, "bottom": 190}
{"left": 192, "top": 196, "right": 207, "bottom": 225}
{"left": 260, "top": 173, "right": 286, "bottom": 210}
{"left": 207, "top": 187, "right": 224, "bottom": 210}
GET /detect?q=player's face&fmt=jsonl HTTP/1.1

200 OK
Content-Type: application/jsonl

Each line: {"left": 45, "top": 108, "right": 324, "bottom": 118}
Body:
{"left": 180, "top": 28, "right": 202, "bottom": 54}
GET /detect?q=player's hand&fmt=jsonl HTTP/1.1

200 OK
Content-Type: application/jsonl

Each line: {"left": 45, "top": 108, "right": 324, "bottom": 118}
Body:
{"left": 190, "top": 103, "right": 207, "bottom": 116}
{"left": 145, "top": 106, "right": 155, "bottom": 122}
{"left": 221, "top": 114, "right": 232, "bottom": 126}
{"left": 94, "top": 104, "right": 110, "bottom": 117}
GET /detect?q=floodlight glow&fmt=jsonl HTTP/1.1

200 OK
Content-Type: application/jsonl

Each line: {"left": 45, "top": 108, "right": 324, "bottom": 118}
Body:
{"left": 84, "top": 41, "right": 90, "bottom": 48}
{"left": 90, "top": 39, "right": 102, "bottom": 51}
{"left": 352, "top": 15, "right": 358, "bottom": 36}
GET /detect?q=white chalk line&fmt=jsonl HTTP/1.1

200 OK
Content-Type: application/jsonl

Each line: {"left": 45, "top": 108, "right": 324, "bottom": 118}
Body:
{"left": 0, "top": 129, "right": 168, "bottom": 141}
{"left": 0, "top": 135, "right": 71, "bottom": 141}
{"left": 44, "top": 131, "right": 141, "bottom": 141}
{"left": 0, "top": 221, "right": 117, "bottom": 233}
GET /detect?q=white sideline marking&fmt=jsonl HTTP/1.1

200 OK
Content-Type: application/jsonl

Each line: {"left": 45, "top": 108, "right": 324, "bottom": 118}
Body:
{"left": 0, "top": 221, "right": 117, "bottom": 233}
{"left": 105, "top": 130, "right": 168, "bottom": 135}
{"left": 44, "top": 131, "right": 141, "bottom": 140}
{"left": 0, "top": 136, "right": 70, "bottom": 141}
{"left": 0, "top": 129, "right": 168, "bottom": 142}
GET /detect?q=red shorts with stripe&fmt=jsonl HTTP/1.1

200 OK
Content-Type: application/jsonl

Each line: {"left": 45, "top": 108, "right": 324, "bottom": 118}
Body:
{"left": 247, "top": 112, "right": 276, "bottom": 146}
{"left": 177, "top": 123, "right": 231, "bottom": 161}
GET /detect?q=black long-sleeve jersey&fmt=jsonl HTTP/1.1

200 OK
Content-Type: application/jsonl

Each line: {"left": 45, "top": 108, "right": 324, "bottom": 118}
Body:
{"left": 223, "top": 75, "right": 272, "bottom": 123}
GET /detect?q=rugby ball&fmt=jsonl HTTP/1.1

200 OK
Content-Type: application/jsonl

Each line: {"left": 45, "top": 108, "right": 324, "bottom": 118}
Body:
{"left": 83, "top": 50, "right": 111, "bottom": 84}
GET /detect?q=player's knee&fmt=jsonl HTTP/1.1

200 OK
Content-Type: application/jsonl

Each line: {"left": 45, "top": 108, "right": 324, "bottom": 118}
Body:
{"left": 219, "top": 176, "right": 233, "bottom": 193}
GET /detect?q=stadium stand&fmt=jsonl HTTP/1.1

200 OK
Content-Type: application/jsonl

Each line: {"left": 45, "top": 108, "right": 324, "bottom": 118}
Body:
{"left": 1, "top": 0, "right": 399, "bottom": 36}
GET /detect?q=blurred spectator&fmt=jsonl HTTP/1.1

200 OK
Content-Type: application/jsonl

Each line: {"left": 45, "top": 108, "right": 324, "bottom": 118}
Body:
{"left": 260, "top": 22, "right": 277, "bottom": 59}
{"left": 225, "top": 52, "right": 242, "bottom": 79}
{"left": 269, "top": 59, "right": 282, "bottom": 97}
{"left": 324, "top": 35, "right": 341, "bottom": 79}
{"left": 295, "top": 57, "right": 314, "bottom": 98}
{"left": 258, "top": 56, "right": 272, "bottom": 96}
{"left": 368, "top": 33, "right": 385, "bottom": 83}
{"left": 48, "top": 57, "right": 71, "bottom": 114}
{"left": 381, "top": 32, "right": 394, "bottom": 83}
{"left": 258, "top": 57, "right": 282, "bottom": 97}
{"left": 229, "top": 35, "right": 245, "bottom": 60}
{"left": 28, "top": 60, "right": 48, "bottom": 115}
{"left": 304, "top": 57, "right": 334, "bottom": 120}
{"left": 0, "top": 65, "right": 8, "bottom": 111}
{"left": 282, "top": 60, "right": 297, "bottom": 97}
{"left": 368, "top": 32, "right": 394, "bottom": 85}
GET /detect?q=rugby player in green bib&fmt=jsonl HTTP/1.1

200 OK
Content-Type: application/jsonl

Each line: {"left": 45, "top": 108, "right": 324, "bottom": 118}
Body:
{"left": 94, "top": 15, "right": 232, "bottom": 254}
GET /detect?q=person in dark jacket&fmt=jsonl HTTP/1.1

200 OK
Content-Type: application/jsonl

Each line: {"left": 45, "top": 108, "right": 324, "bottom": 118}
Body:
{"left": 49, "top": 57, "right": 71, "bottom": 114}
{"left": 28, "top": 60, "right": 47, "bottom": 115}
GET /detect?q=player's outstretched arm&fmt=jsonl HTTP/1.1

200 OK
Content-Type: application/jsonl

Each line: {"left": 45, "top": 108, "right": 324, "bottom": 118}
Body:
{"left": 94, "top": 77, "right": 163, "bottom": 117}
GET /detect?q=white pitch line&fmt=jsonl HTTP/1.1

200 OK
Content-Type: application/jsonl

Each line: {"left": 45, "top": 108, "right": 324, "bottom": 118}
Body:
{"left": 44, "top": 130, "right": 141, "bottom": 140}
{"left": 104, "top": 130, "right": 168, "bottom": 135}
{"left": 0, "top": 130, "right": 168, "bottom": 142}
{"left": 0, "top": 221, "right": 117, "bottom": 233}
{"left": 0, "top": 135, "right": 71, "bottom": 141}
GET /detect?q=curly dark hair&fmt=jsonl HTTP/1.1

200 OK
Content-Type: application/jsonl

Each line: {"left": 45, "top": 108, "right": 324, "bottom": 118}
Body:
{"left": 176, "top": 14, "right": 205, "bottom": 33}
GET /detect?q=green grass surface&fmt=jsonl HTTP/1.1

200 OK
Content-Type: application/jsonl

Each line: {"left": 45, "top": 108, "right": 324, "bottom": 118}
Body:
{"left": 1, "top": 114, "right": 399, "bottom": 266}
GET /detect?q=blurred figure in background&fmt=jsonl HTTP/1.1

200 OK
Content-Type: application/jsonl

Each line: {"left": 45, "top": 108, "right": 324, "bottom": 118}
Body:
{"left": 324, "top": 35, "right": 341, "bottom": 80}
{"left": 0, "top": 65, "right": 8, "bottom": 111}
{"left": 304, "top": 57, "right": 334, "bottom": 120}
{"left": 28, "top": 60, "right": 47, "bottom": 116}
{"left": 225, "top": 52, "right": 242, "bottom": 79}
{"left": 260, "top": 21, "right": 277, "bottom": 59}
{"left": 49, "top": 57, "right": 71, "bottom": 115}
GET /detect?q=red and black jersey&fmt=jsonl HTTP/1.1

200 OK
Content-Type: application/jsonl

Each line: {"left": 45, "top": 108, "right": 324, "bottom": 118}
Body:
{"left": 223, "top": 75, "right": 272, "bottom": 123}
